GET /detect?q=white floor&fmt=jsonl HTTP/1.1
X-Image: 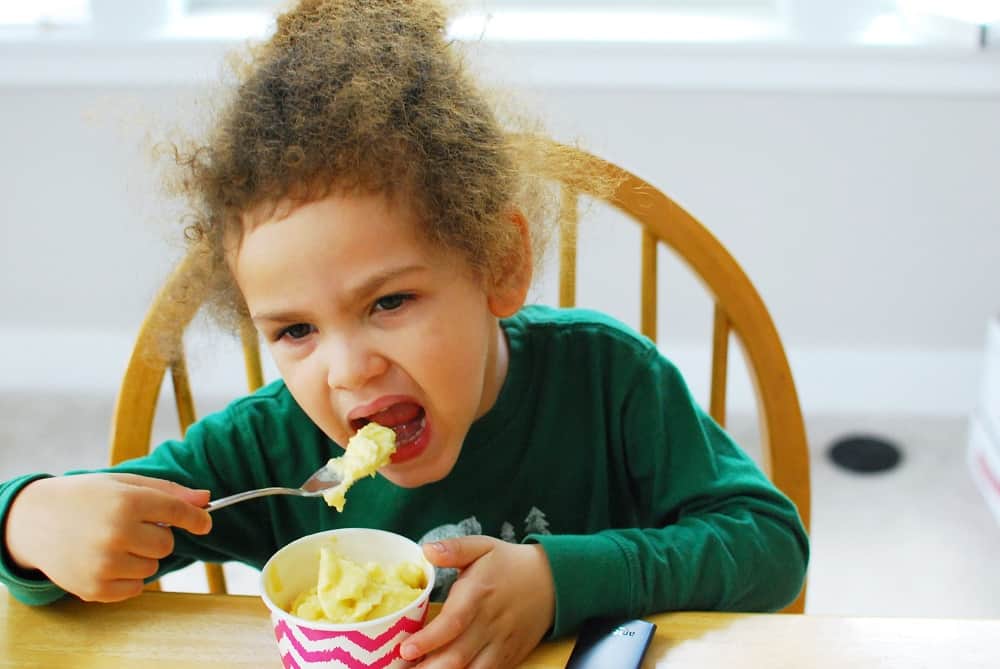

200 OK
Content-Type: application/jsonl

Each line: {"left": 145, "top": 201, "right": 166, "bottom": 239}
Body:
{"left": 2, "top": 391, "right": 999, "bottom": 619}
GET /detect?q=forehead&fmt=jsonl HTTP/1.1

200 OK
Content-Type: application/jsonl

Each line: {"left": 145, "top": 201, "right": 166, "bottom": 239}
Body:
{"left": 248, "top": 187, "right": 416, "bottom": 241}
{"left": 230, "top": 190, "right": 470, "bottom": 305}
{"left": 233, "top": 189, "right": 422, "bottom": 258}
{"left": 239, "top": 187, "right": 417, "bottom": 236}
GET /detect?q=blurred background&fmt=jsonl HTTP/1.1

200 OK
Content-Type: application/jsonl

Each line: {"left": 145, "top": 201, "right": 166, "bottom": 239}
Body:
{"left": 2, "top": 0, "right": 999, "bottom": 617}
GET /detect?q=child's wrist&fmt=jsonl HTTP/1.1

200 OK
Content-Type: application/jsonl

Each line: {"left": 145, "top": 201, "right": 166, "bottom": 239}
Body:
{"left": 4, "top": 480, "right": 45, "bottom": 573}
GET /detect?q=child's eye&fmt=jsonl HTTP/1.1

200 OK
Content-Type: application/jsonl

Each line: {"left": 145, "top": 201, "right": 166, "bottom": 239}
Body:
{"left": 277, "top": 323, "right": 316, "bottom": 341}
{"left": 373, "top": 293, "right": 414, "bottom": 313}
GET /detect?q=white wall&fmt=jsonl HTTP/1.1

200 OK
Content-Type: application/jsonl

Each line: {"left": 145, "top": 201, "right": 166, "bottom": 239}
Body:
{"left": 528, "top": 86, "right": 999, "bottom": 416}
{"left": 1, "top": 45, "right": 998, "bottom": 418}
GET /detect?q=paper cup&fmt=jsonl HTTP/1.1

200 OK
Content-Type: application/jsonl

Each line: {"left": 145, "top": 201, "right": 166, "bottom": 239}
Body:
{"left": 261, "top": 528, "right": 435, "bottom": 669}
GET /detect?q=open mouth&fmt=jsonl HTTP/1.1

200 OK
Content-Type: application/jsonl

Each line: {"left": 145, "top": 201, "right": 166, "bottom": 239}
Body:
{"left": 351, "top": 402, "right": 427, "bottom": 450}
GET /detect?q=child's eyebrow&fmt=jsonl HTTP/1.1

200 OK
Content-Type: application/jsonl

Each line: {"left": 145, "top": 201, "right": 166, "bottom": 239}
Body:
{"left": 344, "top": 264, "right": 427, "bottom": 305}
{"left": 250, "top": 264, "right": 427, "bottom": 323}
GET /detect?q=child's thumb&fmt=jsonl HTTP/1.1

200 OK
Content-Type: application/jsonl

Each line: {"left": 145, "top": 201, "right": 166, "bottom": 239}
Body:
{"left": 422, "top": 535, "right": 496, "bottom": 569}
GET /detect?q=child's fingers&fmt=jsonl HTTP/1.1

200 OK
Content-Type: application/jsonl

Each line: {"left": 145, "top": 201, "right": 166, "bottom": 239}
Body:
{"left": 93, "top": 579, "right": 147, "bottom": 603}
{"left": 402, "top": 575, "right": 490, "bottom": 662}
{"left": 133, "top": 489, "right": 213, "bottom": 535}
{"left": 401, "top": 608, "right": 468, "bottom": 661}
{"left": 105, "top": 554, "right": 160, "bottom": 581}
{"left": 109, "top": 473, "right": 212, "bottom": 506}
{"left": 73, "top": 577, "right": 146, "bottom": 604}
{"left": 422, "top": 535, "right": 496, "bottom": 569}
{"left": 464, "top": 641, "right": 516, "bottom": 669}
{"left": 126, "top": 522, "right": 177, "bottom": 559}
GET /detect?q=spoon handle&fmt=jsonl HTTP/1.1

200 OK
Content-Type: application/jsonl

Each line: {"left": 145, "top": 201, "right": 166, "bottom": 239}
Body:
{"left": 204, "top": 486, "right": 311, "bottom": 512}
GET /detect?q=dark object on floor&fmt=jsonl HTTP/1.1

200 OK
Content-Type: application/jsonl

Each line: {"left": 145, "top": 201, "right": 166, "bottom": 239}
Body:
{"left": 828, "top": 435, "right": 902, "bottom": 473}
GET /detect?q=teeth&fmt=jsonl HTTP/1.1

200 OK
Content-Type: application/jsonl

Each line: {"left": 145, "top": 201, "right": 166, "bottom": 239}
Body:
{"left": 396, "top": 415, "right": 426, "bottom": 445}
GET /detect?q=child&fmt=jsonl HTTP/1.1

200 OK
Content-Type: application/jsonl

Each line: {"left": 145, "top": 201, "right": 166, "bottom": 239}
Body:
{"left": 0, "top": 1, "right": 808, "bottom": 667}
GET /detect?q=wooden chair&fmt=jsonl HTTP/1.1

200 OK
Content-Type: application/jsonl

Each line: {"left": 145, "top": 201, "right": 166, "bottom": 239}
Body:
{"left": 108, "top": 141, "right": 810, "bottom": 611}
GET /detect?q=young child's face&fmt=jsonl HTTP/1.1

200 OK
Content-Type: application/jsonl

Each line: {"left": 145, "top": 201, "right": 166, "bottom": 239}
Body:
{"left": 232, "top": 191, "right": 518, "bottom": 488}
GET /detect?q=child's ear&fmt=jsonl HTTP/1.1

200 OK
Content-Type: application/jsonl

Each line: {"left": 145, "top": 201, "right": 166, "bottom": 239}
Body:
{"left": 488, "top": 208, "right": 533, "bottom": 318}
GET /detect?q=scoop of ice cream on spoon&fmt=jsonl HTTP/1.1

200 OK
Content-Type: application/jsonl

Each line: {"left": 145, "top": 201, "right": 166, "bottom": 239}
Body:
{"left": 322, "top": 422, "right": 397, "bottom": 511}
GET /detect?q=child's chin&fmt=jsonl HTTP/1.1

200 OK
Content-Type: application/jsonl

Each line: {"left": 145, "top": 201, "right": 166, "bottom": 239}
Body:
{"left": 382, "top": 458, "right": 456, "bottom": 489}
{"left": 382, "top": 469, "right": 442, "bottom": 489}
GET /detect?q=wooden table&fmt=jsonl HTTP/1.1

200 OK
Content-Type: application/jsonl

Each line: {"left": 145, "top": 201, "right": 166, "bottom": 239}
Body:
{"left": 3, "top": 589, "right": 998, "bottom": 668}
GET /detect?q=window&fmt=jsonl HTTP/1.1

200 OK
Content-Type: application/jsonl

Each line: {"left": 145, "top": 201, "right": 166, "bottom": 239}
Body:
{"left": 0, "top": 0, "right": 86, "bottom": 27}
{"left": 2, "top": 0, "right": 995, "bottom": 89}
{"left": 2, "top": 0, "right": 997, "bottom": 50}
{"left": 187, "top": 0, "right": 775, "bottom": 9}
{"left": 898, "top": 0, "right": 1000, "bottom": 25}
{"left": 179, "top": 0, "right": 785, "bottom": 44}
{"left": 187, "top": 0, "right": 282, "bottom": 9}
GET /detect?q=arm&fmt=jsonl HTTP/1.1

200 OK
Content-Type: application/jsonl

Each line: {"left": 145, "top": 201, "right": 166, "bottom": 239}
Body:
{"left": 531, "top": 351, "right": 809, "bottom": 637}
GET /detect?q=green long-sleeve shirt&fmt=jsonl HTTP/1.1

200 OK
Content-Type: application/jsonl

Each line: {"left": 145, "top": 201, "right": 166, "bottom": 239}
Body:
{"left": 0, "top": 305, "right": 808, "bottom": 636}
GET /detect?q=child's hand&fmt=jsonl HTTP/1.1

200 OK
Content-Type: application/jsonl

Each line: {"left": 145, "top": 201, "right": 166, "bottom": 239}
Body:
{"left": 401, "top": 536, "right": 555, "bottom": 669}
{"left": 4, "top": 473, "right": 212, "bottom": 602}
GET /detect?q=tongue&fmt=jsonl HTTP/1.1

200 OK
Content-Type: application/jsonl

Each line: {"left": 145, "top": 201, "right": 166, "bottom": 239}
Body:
{"left": 370, "top": 402, "right": 422, "bottom": 428}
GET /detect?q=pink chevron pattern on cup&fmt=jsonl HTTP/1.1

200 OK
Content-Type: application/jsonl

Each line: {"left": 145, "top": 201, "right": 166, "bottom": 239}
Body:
{"left": 272, "top": 599, "right": 429, "bottom": 669}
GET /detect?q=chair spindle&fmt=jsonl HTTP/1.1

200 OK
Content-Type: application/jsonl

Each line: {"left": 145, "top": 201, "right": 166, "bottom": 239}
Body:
{"left": 559, "top": 187, "right": 579, "bottom": 308}
{"left": 240, "top": 320, "right": 265, "bottom": 393}
{"left": 170, "top": 354, "right": 197, "bottom": 435}
{"left": 709, "top": 303, "right": 730, "bottom": 428}
{"left": 640, "top": 230, "right": 658, "bottom": 343}
{"left": 168, "top": 352, "right": 228, "bottom": 594}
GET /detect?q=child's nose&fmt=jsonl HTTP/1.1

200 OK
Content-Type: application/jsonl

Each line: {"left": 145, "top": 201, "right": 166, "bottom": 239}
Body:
{"left": 323, "top": 335, "right": 389, "bottom": 390}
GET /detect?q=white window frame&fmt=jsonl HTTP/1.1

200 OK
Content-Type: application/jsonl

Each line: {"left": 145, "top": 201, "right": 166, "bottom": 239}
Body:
{"left": 0, "top": 1, "right": 87, "bottom": 27}
{"left": 1, "top": 0, "right": 999, "bottom": 93}
{"left": 186, "top": 0, "right": 776, "bottom": 9}
{"left": 3, "top": 1, "right": 994, "bottom": 46}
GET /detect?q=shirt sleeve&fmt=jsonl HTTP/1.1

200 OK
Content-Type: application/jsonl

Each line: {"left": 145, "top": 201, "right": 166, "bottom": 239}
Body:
{"left": 530, "top": 349, "right": 809, "bottom": 637}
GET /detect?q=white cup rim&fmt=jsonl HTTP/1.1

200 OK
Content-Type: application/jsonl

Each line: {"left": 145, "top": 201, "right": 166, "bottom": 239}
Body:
{"left": 260, "top": 527, "right": 435, "bottom": 632}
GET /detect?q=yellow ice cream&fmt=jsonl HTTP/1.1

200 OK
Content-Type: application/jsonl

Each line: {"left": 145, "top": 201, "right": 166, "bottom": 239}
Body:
{"left": 289, "top": 540, "right": 427, "bottom": 623}
{"left": 323, "top": 423, "right": 397, "bottom": 511}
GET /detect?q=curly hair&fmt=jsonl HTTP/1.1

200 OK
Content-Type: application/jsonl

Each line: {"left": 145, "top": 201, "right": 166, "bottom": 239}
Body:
{"left": 164, "top": 0, "right": 611, "bottom": 337}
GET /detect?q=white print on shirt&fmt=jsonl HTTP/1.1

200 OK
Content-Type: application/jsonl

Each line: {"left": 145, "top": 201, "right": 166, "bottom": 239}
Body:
{"left": 523, "top": 506, "right": 551, "bottom": 536}
{"left": 419, "top": 507, "right": 552, "bottom": 600}
{"left": 500, "top": 522, "right": 516, "bottom": 542}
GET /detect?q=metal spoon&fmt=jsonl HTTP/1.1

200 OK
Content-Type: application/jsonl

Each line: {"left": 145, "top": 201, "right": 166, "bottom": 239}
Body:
{"left": 204, "top": 464, "right": 341, "bottom": 512}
